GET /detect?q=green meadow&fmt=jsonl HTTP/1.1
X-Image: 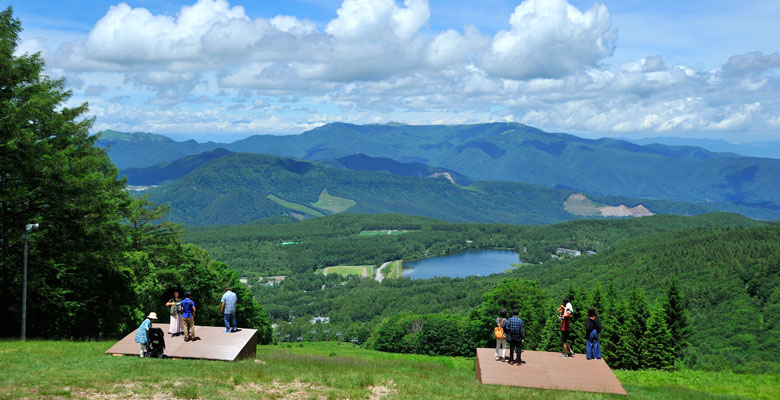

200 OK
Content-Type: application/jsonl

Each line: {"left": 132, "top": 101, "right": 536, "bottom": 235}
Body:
{"left": 0, "top": 341, "right": 776, "bottom": 399}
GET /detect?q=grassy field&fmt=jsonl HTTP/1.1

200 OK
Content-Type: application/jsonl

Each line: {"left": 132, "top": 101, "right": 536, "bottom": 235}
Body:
{"left": 311, "top": 188, "right": 357, "bottom": 214}
{"left": 266, "top": 194, "right": 325, "bottom": 217}
{"left": 323, "top": 265, "right": 369, "bottom": 277}
{"left": 358, "top": 230, "right": 413, "bottom": 236}
{"left": 0, "top": 341, "right": 776, "bottom": 399}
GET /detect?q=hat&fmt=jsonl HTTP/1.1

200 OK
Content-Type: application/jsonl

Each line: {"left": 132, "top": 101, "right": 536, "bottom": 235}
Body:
{"left": 147, "top": 312, "right": 158, "bottom": 320}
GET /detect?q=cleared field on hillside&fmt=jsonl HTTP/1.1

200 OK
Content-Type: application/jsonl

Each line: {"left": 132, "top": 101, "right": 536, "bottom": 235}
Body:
{"left": 359, "top": 230, "right": 414, "bottom": 236}
{"left": 0, "top": 341, "right": 775, "bottom": 399}
{"left": 267, "top": 194, "right": 324, "bottom": 217}
{"left": 311, "top": 188, "right": 357, "bottom": 213}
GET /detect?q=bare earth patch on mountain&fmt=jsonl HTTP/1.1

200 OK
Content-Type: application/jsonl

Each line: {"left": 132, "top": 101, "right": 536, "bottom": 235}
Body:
{"left": 564, "top": 193, "right": 654, "bottom": 217}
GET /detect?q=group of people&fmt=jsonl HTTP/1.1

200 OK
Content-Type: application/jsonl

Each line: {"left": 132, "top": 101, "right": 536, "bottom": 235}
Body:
{"left": 134, "top": 286, "right": 240, "bottom": 356}
{"left": 494, "top": 297, "right": 603, "bottom": 364}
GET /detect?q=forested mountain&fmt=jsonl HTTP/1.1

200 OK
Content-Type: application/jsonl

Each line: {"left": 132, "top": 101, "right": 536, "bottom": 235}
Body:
{"left": 145, "top": 152, "right": 734, "bottom": 226}
{"left": 99, "top": 124, "right": 780, "bottom": 216}
{"left": 97, "top": 129, "right": 223, "bottom": 169}
{"left": 319, "top": 153, "right": 473, "bottom": 185}
{"left": 121, "top": 148, "right": 234, "bottom": 185}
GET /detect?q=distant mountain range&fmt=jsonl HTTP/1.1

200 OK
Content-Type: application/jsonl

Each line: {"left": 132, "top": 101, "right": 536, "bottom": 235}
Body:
{"left": 99, "top": 123, "right": 780, "bottom": 217}
{"left": 624, "top": 136, "right": 780, "bottom": 159}
{"left": 121, "top": 151, "right": 472, "bottom": 187}
{"left": 142, "top": 151, "right": 779, "bottom": 226}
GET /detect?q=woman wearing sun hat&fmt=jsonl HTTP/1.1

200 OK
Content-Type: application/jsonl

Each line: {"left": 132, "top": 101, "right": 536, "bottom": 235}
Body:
{"left": 134, "top": 312, "right": 158, "bottom": 357}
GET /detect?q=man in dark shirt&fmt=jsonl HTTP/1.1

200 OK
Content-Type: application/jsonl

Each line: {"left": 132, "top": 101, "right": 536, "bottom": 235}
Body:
{"left": 507, "top": 309, "right": 525, "bottom": 365}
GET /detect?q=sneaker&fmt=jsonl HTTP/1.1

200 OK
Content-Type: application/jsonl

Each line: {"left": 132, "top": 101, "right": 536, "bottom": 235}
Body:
{"left": 508, "top": 361, "right": 514, "bottom": 365}
{"left": 561, "top": 354, "right": 568, "bottom": 358}
{"left": 495, "top": 356, "right": 500, "bottom": 361}
{"left": 224, "top": 329, "right": 231, "bottom": 333}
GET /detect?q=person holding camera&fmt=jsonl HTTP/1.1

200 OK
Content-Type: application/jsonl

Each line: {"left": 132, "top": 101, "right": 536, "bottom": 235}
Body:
{"left": 558, "top": 297, "right": 574, "bottom": 357}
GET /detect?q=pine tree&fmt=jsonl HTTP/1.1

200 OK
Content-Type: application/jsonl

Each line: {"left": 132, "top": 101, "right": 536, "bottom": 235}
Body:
{"left": 642, "top": 306, "right": 675, "bottom": 370}
{"left": 663, "top": 278, "right": 691, "bottom": 359}
{"left": 537, "top": 312, "right": 563, "bottom": 352}
{"left": 624, "top": 288, "right": 650, "bottom": 369}
{"left": 0, "top": 7, "right": 134, "bottom": 338}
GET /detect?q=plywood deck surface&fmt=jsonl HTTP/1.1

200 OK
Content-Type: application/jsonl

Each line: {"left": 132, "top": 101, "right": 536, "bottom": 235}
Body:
{"left": 105, "top": 323, "right": 257, "bottom": 361}
{"left": 475, "top": 348, "right": 626, "bottom": 395}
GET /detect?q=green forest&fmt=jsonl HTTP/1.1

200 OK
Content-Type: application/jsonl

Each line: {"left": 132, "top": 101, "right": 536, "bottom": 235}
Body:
{"left": 183, "top": 212, "right": 778, "bottom": 372}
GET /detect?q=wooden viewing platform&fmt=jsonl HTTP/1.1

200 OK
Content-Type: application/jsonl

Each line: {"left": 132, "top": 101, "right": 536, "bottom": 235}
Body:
{"left": 475, "top": 348, "right": 626, "bottom": 395}
{"left": 105, "top": 323, "right": 257, "bottom": 361}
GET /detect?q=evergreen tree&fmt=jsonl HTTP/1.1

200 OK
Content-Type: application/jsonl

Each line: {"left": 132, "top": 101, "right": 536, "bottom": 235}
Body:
{"left": 468, "top": 279, "right": 550, "bottom": 349}
{"left": 0, "top": 7, "right": 133, "bottom": 338}
{"left": 663, "top": 278, "right": 691, "bottom": 359}
{"left": 642, "top": 305, "right": 676, "bottom": 370}
{"left": 625, "top": 288, "right": 650, "bottom": 369}
{"left": 602, "top": 299, "right": 633, "bottom": 369}
{"left": 537, "top": 313, "right": 563, "bottom": 352}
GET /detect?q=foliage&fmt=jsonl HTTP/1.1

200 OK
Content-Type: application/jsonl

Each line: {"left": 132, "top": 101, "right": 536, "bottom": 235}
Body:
{"left": 0, "top": 7, "right": 130, "bottom": 338}
{"left": 366, "top": 312, "right": 475, "bottom": 356}
{"left": 513, "top": 225, "right": 780, "bottom": 372}
{"left": 0, "top": 8, "right": 272, "bottom": 341}
{"left": 468, "top": 279, "right": 550, "bottom": 350}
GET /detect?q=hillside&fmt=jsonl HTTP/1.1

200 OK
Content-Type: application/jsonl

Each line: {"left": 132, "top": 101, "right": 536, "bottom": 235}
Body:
{"left": 99, "top": 124, "right": 780, "bottom": 217}
{"left": 511, "top": 225, "right": 780, "bottom": 371}
{"left": 120, "top": 148, "right": 234, "bottom": 185}
{"left": 146, "top": 153, "right": 726, "bottom": 226}
{"left": 319, "top": 153, "right": 473, "bottom": 185}
{"left": 3, "top": 341, "right": 775, "bottom": 399}
{"left": 96, "top": 129, "right": 222, "bottom": 168}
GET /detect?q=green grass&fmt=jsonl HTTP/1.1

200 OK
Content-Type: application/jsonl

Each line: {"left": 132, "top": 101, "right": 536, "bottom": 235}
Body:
{"left": 563, "top": 193, "right": 602, "bottom": 216}
{"left": 358, "top": 230, "right": 414, "bottom": 236}
{"left": 311, "top": 188, "right": 357, "bottom": 214}
{"left": 267, "top": 194, "right": 325, "bottom": 217}
{"left": 384, "top": 260, "right": 402, "bottom": 279}
{"left": 0, "top": 341, "right": 776, "bottom": 399}
{"left": 324, "top": 265, "right": 369, "bottom": 277}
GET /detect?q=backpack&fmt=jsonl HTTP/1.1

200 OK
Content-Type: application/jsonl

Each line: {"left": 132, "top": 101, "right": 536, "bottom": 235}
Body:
{"left": 494, "top": 318, "right": 506, "bottom": 340}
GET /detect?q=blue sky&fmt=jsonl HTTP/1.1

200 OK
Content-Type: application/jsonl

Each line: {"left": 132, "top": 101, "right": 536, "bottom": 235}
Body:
{"left": 5, "top": 0, "right": 780, "bottom": 142}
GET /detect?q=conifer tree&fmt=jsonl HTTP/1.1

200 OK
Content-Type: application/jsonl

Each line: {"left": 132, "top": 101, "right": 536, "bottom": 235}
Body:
{"left": 0, "top": 6, "right": 132, "bottom": 338}
{"left": 642, "top": 305, "right": 675, "bottom": 370}
{"left": 537, "top": 312, "right": 563, "bottom": 352}
{"left": 663, "top": 278, "right": 691, "bottom": 358}
{"left": 624, "top": 288, "right": 650, "bottom": 369}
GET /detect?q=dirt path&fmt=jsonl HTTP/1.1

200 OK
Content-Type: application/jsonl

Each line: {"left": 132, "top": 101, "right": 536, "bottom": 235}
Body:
{"left": 375, "top": 261, "right": 392, "bottom": 283}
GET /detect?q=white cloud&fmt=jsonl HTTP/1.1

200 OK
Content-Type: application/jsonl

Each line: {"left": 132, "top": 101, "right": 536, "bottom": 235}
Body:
{"left": 19, "top": 0, "right": 780, "bottom": 138}
{"left": 479, "top": 0, "right": 617, "bottom": 79}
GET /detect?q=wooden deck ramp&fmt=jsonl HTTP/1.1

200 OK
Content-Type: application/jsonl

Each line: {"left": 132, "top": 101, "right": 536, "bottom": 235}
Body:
{"left": 105, "top": 323, "right": 257, "bottom": 361}
{"left": 475, "top": 348, "right": 626, "bottom": 395}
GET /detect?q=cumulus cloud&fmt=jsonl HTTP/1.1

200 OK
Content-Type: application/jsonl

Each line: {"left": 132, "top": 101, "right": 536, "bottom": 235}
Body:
{"left": 480, "top": 0, "right": 617, "bottom": 79}
{"left": 21, "top": 0, "right": 780, "bottom": 137}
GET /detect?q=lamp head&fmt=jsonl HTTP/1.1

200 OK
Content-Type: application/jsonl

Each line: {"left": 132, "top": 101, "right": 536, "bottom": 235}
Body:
{"left": 25, "top": 223, "right": 39, "bottom": 232}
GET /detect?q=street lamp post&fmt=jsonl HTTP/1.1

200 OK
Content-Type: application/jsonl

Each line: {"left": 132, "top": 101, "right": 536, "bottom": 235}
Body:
{"left": 21, "top": 223, "right": 39, "bottom": 341}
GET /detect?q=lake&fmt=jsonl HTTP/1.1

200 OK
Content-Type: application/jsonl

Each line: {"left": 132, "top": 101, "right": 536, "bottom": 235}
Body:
{"left": 403, "top": 249, "right": 521, "bottom": 279}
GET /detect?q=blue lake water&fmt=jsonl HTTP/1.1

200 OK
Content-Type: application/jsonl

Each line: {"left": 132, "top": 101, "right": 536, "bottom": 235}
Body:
{"left": 403, "top": 249, "right": 521, "bottom": 279}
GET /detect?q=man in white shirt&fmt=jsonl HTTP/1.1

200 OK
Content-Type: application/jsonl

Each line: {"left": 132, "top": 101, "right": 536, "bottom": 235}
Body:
{"left": 221, "top": 286, "right": 238, "bottom": 333}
